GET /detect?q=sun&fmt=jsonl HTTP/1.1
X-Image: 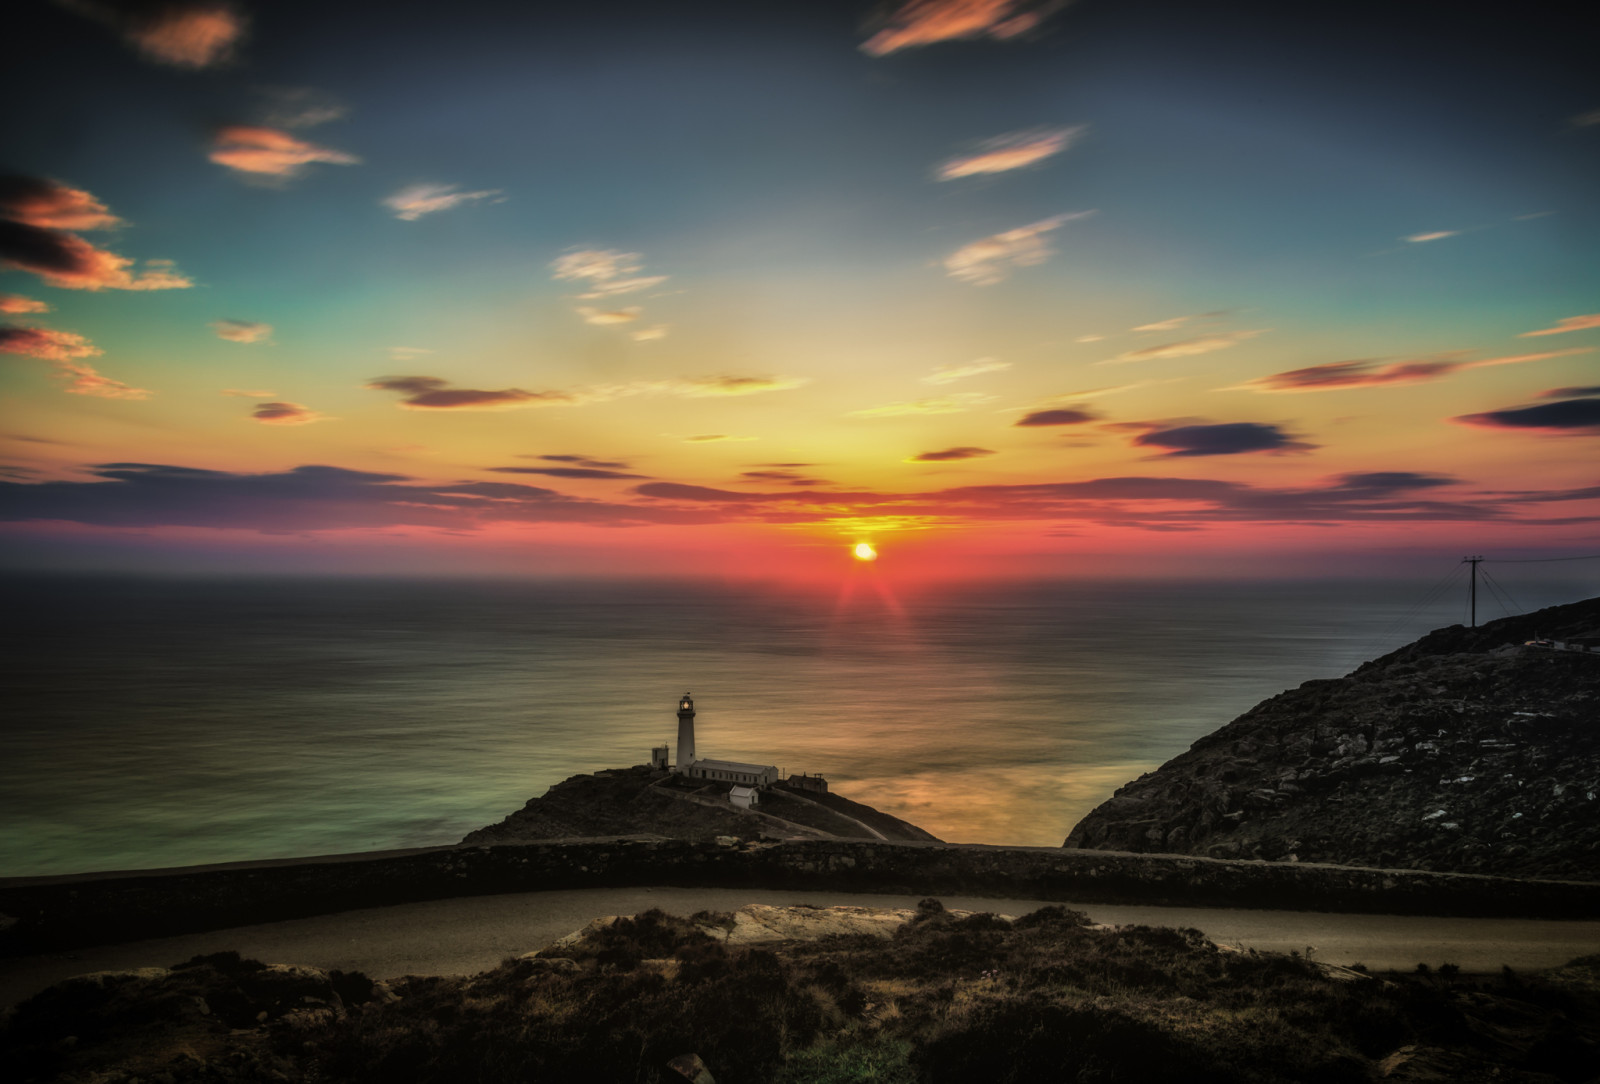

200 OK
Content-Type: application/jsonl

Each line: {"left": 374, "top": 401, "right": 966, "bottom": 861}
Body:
{"left": 853, "top": 542, "right": 878, "bottom": 561}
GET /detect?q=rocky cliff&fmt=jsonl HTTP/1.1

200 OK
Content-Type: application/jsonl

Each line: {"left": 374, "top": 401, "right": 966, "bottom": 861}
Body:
{"left": 1064, "top": 597, "right": 1600, "bottom": 880}
{"left": 461, "top": 765, "right": 939, "bottom": 845}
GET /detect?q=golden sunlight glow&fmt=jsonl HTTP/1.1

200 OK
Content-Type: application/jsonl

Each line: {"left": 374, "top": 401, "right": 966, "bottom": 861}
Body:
{"left": 854, "top": 542, "right": 878, "bottom": 561}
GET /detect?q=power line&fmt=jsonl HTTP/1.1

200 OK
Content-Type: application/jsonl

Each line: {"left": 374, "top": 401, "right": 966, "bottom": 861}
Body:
{"left": 1487, "top": 554, "right": 1600, "bottom": 563}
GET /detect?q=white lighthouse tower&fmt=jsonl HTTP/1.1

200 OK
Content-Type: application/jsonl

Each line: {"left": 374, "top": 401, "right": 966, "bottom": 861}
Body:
{"left": 675, "top": 692, "right": 696, "bottom": 771}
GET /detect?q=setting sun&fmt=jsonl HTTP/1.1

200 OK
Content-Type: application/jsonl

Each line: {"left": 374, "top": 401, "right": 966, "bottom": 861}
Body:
{"left": 853, "top": 543, "right": 878, "bottom": 562}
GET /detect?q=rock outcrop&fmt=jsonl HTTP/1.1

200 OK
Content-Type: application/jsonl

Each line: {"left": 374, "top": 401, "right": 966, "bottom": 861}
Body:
{"left": 1064, "top": 597, "right": 1600, "bottom": 881}
{"left": 462, "top": 764, "right": 939, "bottom": 845}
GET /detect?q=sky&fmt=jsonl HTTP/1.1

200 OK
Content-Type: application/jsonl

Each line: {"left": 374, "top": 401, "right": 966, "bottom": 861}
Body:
{"left": 2, "top": 0, "right": 1597, "bottom": 579}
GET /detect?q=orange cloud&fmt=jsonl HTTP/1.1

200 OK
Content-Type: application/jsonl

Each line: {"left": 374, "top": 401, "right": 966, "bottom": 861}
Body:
{"left": 944, "top": 211, "right": 1092, "bottom": 285}
{"left": 54, "top": 361, "right": 150, "bottom": 399}
{"left": 0, "top": 221, "right": 193, "bottom": 290}
{"left": 63, "top": 1, "right": 246, "bottom": 68}
{"left": 1519, "top": 314, "right": 1600, "bottom": 338}
{"left": 0, "top": 294, "right": 50, "bottom": 314}
{"left": 209, "top": 126, "right": 360, "bottom": 178}
{"left": 862, "top": 0, "right": 1069, "bottom": 56}
{"left": 2, "top": 323, "right": 151, "bottom": 398}
{"left": 0, "top": 176, "right": 121, "bottom": 230}
{"left": 251, "top": 401, "right": 328, "bottom": 426}
{"left": 1228, "top": 348, "right": 1590, "bottom": 393}
{"left": 0, "top": 325, "right": 101, "bottom": 361}
{"left": 1, "top": 177, "right": 192, "bottom": 291}
{"left": 936, "top": 127, "right": 1082, "bottom": 180}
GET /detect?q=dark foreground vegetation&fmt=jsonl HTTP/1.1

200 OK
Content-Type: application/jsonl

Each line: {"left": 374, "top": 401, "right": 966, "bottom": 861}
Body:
{"left": 5, "top": 902, "right": 1599, "bottom": 1083}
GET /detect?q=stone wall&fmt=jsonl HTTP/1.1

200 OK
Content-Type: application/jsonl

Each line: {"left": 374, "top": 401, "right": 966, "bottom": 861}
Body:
{"left": 3, "top": 838, "right": 1598, "bottom": 956}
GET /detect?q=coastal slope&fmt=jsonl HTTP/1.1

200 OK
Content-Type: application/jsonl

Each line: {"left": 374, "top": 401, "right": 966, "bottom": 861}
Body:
{"left": 1064, "top": 597, "right": 1600, "bottom": 881}
{"left": 462, "top": 766, "right": 940, "bottom": 844}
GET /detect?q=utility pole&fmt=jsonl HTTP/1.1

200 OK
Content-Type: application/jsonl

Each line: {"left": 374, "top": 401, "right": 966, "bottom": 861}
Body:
{"left": 1463, "top": 555, "right": 1483, "bottom": 627}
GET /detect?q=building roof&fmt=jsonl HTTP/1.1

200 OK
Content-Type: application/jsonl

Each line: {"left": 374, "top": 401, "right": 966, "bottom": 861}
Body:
{"left": 692, "top": 757, "right": 777, "bottom": 774}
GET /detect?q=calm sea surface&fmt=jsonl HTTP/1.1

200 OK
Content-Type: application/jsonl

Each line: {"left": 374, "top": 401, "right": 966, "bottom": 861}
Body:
{"left": 2, "top": 573, "right": 1592, "bottom": 876}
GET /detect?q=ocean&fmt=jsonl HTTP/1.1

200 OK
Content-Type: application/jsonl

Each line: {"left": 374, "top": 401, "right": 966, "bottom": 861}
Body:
{"left": 2, "top": 572, "right": 1592, "bottom": 877}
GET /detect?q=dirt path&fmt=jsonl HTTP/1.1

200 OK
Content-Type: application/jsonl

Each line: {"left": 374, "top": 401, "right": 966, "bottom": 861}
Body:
{"left": 4, "top": 886, "right": 1597, "bottom": 1009}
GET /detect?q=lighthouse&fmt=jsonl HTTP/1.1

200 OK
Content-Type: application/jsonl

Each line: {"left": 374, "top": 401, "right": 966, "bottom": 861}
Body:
{"left": 676, "top": 692, "right": 696, "bottom": 770}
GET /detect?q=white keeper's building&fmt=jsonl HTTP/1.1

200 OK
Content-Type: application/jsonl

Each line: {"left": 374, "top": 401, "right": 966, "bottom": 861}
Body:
{"left": 650, "top": 693, "right": 781, "bottom": 789}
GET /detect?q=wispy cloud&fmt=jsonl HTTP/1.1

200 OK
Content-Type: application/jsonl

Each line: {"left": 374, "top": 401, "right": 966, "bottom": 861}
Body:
{"left": 944, "top": 211, "right": 1092, "bottom": 285}
{"left": 209, "top": 126, "right": 359, "bottom": 178}
{"left": 1227, "top": 348, "right": 1590, "bottom": 393}
{"left": 3, "top": 328, "right": 150, "bottom": 399}
{"left": 1101, "top": 330, "right": 1263, "bottom": 365}
{"left": 663, "top": 375, "right": 808, "bottom": 397}
{"left": 850, "top": 392, "right": 997, "bottom": 417}
{"left": 1403, "top": 230, "right": 1458, "bottom": 243}
{"left": 550, "top": 249, "right": 667, "bottom": 298}
{"left": 1015, "top": 407, "right": 1097, "bottom": 427}
{"left": 531, "top": 454, "right": 633, "bottom": 469}
{"left": 251, "top": 401, "right": 327, "bottom": 426}
{"left": 259, "top": 87, "right": 347, "bottom": 130}
{"left": 11, "top": 460, "right": 1583, "bottom": 534}
{"left": 211, "top": 319, "right": 273, "bottom": 344}
{"left": 936, "top": 127, "right": 1082, "bottom": 180}
{"left": 369, "top": 373, "right": 807, "bottom": 411}
{"left": 368, "top": 376, "right": 580, "bottom": 411}
{"left": 1455, "top": 393, "right": 1600, "bottom": 433}
{"left": 1519, "top": 314, "right": 1600, "bottom": 338}
{"left": 1131, "top": 421, "right": 1315, "bottom": 457}
{"left": 922, "top": 357, "right": 1011, "bottom": 384}
{"left": 383, "top": 183, "right": 503, "bottom": 221}
{"left": 576, "top": 306, "right": 641, "bottom": 325}
{"left": 62, "top": 0, "right": 245, "bottom": 68}
{"left": 740, "top": 468, "right": 831, "bottom": 485}
{"left": 0, "top": 294, "right": 51, "bottom": 314}
{"left": 490, "top": 465, "right": 648, "bottom": 480}
{"left": 861, "top": 0, "right": 1070, "bottom": 56}
{"left": 907, "top": 447, "right": 996, "bottom": 462}
{"left": 53, "top": 361, "right": 151, "bottom": 399}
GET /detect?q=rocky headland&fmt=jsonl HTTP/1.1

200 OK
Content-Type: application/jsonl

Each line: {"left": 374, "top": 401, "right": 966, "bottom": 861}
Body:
{"left": 462, "top": 765, "right": 940, "bottom": 845}
{"left": 1065, "top": 597, "right": 1600, "bottom": 880}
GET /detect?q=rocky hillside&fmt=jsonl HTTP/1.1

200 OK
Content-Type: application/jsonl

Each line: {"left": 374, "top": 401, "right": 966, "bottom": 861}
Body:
{"left": 462, "top": 765, "right": 939, "bottom": 845}
{"left": 1064, "top": 597, "right": 1600, "bottom": 881}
